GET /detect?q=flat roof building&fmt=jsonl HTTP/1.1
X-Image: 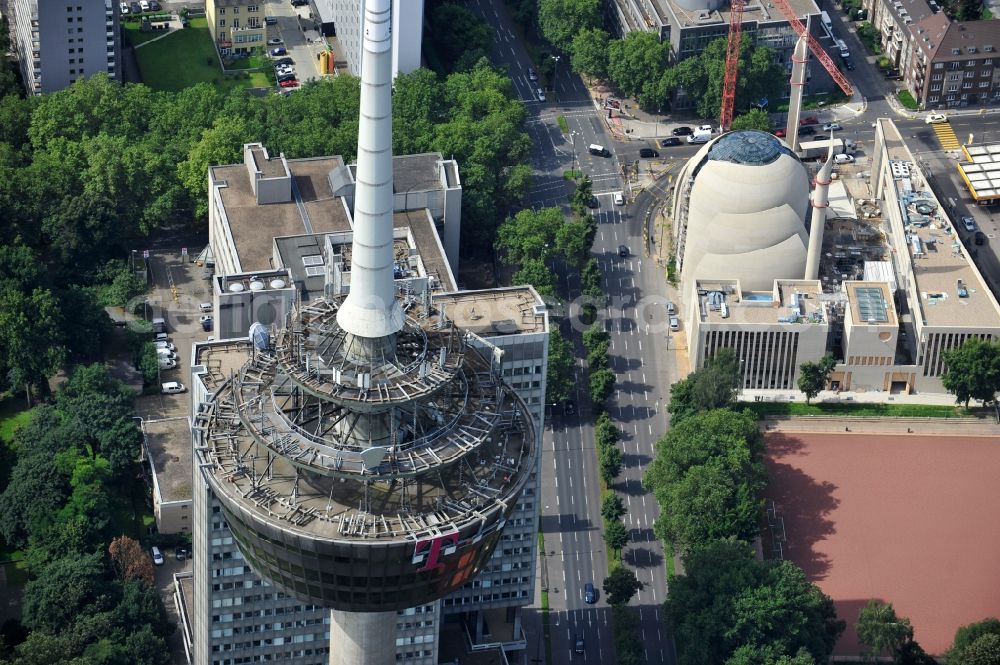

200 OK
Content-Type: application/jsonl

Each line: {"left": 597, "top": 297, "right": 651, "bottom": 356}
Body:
{"left": 143, "top": 417, "right": 194, "bottom": 535}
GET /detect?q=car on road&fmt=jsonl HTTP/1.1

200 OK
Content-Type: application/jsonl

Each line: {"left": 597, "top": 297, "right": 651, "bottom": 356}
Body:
{"left": 151, "top": 547, "right": 164, "bottom": 566}
{"left": 575, "top": 633, "right": 585, "bottom": 654}
{"left": 536, "top": 88, "right": 546, "bottom": 102}
{"left": 614, "top": 192, "right": 625, "bottom": 206}
{"left": 584, "top": 582, "right": 596, "bottom": 604}
{"left": 926, "top": 113, "right": 948, "bottom": 124}
{"left": 842, "top": 58, "right": 855, "bottom": 70}
{"left": 962, "top": 216, "right": 977, "bottom": 232}
{"left": 976, "top": 231, "right": 986, "bottom": 245}
{"left": 270, "top": 46, "right": 287, "bottom": 56}
{"left": 822, "top": 122, "right": 843, "bottom": 131}
{"left": 586, "top": 195, "right": 599, "bottom": 209}
{"left": 696, "top": 124, "right": 714, "bottom": 133}
{"left": 800, "top": 115, "right": 819, "bottom": 125}
{"left": 798, "top": 126, "right": 816, "bottom": 136}
{"left": 265, "top": 16, "right": 278, "bottom": 25}
{"left": 672, "top": 126, "right": 693, "bottom": 136}
{"left": 268, "top": 37, "right": 283, "bottom": 46}
{"left": 527, "top": 67, "right": 537, "bottom": 81}
{"left": 639, "top": 147, "right": 659, "bottom": 158}
{"left": 161, "top": 381, "right": 186, "bottom": 394}
{"left": 833, "top": 153, "right": 855, "bottom": 164}
{"left": 618, "top": 244, "right": 629, "bottom": 256}
{"left": 564, "top": 400, "right": 575, "bottom": 415}
{"left": 660, "top": 137, "right": 681, "bottom": 147}
{"left": 291, "top": 0, "right": 309, "bottom": 5}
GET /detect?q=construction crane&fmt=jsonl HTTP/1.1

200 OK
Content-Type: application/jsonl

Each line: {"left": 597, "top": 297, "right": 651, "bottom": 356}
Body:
{"left": 719, "top": 0, "right": 745, "bottom": 131}
{"left": 719, "top": 0, "right": 854, "bottom": 131}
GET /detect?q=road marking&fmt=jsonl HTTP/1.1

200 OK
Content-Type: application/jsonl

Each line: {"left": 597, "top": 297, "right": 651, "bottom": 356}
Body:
{"left": 638, "top": 339, "right": 642, "bottom": 351}
{"left": 648, "top": 424, "right": 652, "bottom": 435}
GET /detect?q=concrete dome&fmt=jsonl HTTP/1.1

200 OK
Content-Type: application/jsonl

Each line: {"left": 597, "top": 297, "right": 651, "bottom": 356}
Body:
{"left": 681, "top": 130, "right": 810, "bottom": 292}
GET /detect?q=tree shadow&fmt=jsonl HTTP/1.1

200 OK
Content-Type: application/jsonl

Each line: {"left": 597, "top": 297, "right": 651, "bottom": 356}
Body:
{"left": 622, "top": 452, "right": 651, "bottom": 468}
{"left": 624, "top": 545, "right": 663, "bottom": 569}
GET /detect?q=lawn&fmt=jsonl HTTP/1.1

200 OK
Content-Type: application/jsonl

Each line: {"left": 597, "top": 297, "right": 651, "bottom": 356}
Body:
{"left": 740, "top": 401, "right": 969, "bottom": 418}
{"left": 122, "top": 21, "right": 172, "bottom": 48}
{"left": 0, "top": 394, "right": 30, "bottom": 446}
{"left": 134, "top": 18, "right": 270, "bottom": 92}
{"left": 897, "top": 89, "right": 920, "bottom": 110}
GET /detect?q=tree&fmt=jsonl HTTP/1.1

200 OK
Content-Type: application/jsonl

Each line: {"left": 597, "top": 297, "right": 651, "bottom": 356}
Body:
{"left": 538, "top": 0, "right": 601, "bottom": 52}
{"left": 555, "top": 218, "right": 592, "bottom": 269}
{"left": 586, "top": 338, "right": 609, "bottom": 370}
{"left": 583, "top": 325, "right": 610, "bottom": 352}
{"left": 599, "top": 442, "right": 623, "bottom": 483}
{"left": 797, "top": 354, "right": 836, "bottom": 404}
{"left": 546, "top": 328, "right": 574, "bottom": 404}
{"left": 667, "top": 347, "right": 743, "bottom": 424}
{"left": 730, "top": 108, "right": 773, "bottom": 132}
{"left": 603, "top": 519, "right": 629, "bottom": 554}
{"left": 941, "top": 338, "right": 1000, "bottom": 407}
{"left": 21, "top": 552, "right": 107, "bottom": 635}
{"left": 601, "top": 492, "right": 626, "bottom": 521}
{"left": 496, "top": 207, "right": 564, "bottom": 266}
{"left": 665, "top": 541, "right": 844, "bottom": 665}
{"left": 603, "top": 566, "right": 643, "bottom": 606}
{"left": 120, "top": 624, "right": 171, "bottom": 665}
{"left": 109, "top": 536, "right": 155, "bottom": 586}
{"left": 0, "top": 286, "right": 66, "bottom": 404}
{"left": 956, "top": 634, "right": 1000, "bottom": 665}
{"left": 429, "top": 4, "right": 493, "bottom": 73}
{"left": 570, "top": 28, "right": 610, "bottom": 81}
{"left": 645, "top": 409, "right": 767, "bottom": 551}
{"left": 948, "top": 619, "right": 1000, "bottom": 664}
{"left": 115, "top": 579, "right": 171, "bottom": 638}
{"left": 606, "top": 32, "right": 672, "bottom": 109}
{"left": 569, "top": 174, "right": 594, "bottom": 215}
{"left": 589, "top": 368, "right": 616, "bottom": 405}
{"left": 856, "top": 600, "right": 914, "bottom": 661}
{"left": 513, "top": 258, "right": 557, "bottom": 297}
{"left": 594, "top": 413, "right": 621, "bottom": 448}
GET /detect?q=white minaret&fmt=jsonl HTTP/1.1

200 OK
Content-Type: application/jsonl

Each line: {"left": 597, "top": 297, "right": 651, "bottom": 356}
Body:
{"left": 336, "top": 0, "right": 405, "bottom": 358}
{"left": 805, "top": 135, "right": 835, "bottom": 280}
{"left": 785, "top": 31, "right": 809, "bottom": 153}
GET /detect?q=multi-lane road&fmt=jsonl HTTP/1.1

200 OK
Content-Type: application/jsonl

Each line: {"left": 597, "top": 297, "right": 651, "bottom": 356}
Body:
{"left": 464, "top": 1, "right": 677, "bottom": 663}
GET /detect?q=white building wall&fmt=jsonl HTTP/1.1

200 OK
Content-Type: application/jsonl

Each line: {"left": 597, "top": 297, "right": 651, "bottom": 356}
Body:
{"left": 318, "top": 0, "right": 422, "bottom": 78}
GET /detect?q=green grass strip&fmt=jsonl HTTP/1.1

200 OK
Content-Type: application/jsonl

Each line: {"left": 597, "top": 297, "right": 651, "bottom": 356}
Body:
{"left": 557, "top": 115, "right": 570, "bottom": 134}
{"left": 740, "top": 401, "right": 969, "bottom": 418}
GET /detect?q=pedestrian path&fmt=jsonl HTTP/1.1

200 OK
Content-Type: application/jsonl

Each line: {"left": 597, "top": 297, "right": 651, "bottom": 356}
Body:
{"left": 932, "top": 121, "right": 961, "bottom": 149}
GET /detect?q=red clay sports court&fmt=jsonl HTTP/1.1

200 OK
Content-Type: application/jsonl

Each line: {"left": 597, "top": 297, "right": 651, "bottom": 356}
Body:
{"left": 764, "top": 431, "right": 1000, "bottom": 656}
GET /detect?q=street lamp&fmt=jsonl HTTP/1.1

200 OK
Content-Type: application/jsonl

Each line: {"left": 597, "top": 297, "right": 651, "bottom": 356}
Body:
{"left": 550, "top": 55, "right": 560, "bottom": 91}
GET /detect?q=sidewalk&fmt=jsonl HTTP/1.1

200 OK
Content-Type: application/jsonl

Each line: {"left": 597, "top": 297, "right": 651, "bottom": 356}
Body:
{"left": 762, "top": 413, "right": 1000, "bottom": 436}
{"left": 742, "top": 387, "right": 966, "bottom": 405}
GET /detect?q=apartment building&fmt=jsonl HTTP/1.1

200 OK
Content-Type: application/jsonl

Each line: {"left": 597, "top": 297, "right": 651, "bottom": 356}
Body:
{"left": 606, "top": 0, "right": 836, "bottom": 104}
{"left": 309, "top": 0, "right": 423, "bottom": 76}
{"left": 206, "top": 0, "right": 265, "bottom": 57}
{"left": 905, "top": 14, "right": 1000, "bottom": 108}
{"left": 7, "top": 0, "right": 120, "bottom": 94}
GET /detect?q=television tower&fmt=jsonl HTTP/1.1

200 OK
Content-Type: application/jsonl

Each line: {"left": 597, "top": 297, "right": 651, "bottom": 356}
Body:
{"left": 193, "top": 2, "right": 535, "bottom": 663}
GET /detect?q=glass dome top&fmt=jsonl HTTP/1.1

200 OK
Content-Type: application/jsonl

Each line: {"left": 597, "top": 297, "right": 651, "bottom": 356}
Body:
{"left": 706, "top": 130, "right": 793, "bottom": 166}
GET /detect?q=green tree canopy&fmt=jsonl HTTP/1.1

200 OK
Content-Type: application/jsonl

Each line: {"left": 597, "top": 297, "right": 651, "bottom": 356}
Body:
{"left": 603, "top": 519, "right": 629, "bottom": 553}
{"left": 797, "top": 354, "right": 836, "bottom": 404}
{"left": 429, "top": 3, "right": 493, "bottom": 73}
{"left": 590, "top": 368, "right": 616, "bottom": 405}
{"left": 665, "top": 541, "right": 844, "bottom": 665}
{"left": 599, "top": 441, "right": 623, "bottom": 483}
{"left": 538, "top": 0, "right": 602, "bottom": 52}
{"left": 941, "top": 338, "right": 1000, "bottom": 407}
{"left": 607, "top": 32, "right": 672, "bottom": 110}
{"left": 546, "top": 328, "right": 575, "bottom": 404}
{"left": 570, "top": 28, "right": 610, "bottom": 80}
{"left": 603, "top": 566, "right": 643, "bottom": 606}
{"left": 730, "top": 108, "right": 773, "bottom": 132}
{"left": 601, "top": 492, "right": 626, "bottom": 521}
{"left": 668, "top": 347, "right": 742, "bottom": 424}
{"left": 855, "top": 600, "right": 914, "bottom": 660}
{"left": 645, "top": 408, "right": 766, "bottom": 551}
{"left": 948, "top": 618, "right": 1000, "bottom": 664}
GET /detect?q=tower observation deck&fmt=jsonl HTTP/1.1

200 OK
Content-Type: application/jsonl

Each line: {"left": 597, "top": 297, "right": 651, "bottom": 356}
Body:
{"left": 190, "top": 1, "right": 536, "bottom": 663}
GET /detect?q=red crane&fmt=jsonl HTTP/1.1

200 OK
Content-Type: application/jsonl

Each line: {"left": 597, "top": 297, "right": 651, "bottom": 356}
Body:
{"left": 719, "top": 0, "right": 745, "bottom": 131}
{"left": 719, "top": 1, "right": 854, "bottom": 130}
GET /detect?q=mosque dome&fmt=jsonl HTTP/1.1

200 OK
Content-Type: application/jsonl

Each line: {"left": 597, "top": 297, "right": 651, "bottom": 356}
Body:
{"left": 681, "top": 130, "right": 811, "bottom": 292}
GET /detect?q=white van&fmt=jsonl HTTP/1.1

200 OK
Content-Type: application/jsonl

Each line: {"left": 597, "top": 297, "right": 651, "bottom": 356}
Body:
{"left": 156, "top": 347, "right": 176, "bottom": 358}
{"left": 161, "top": 382, "right": 186, "bottom": 394}
{"left": 588, "top": 144, "right": 610, "bottom": 157}
{"left": 836, "top": 39, "right": 850, "bottom": 58}
{"left": 687, "top": 131, "right": 711, "bottom": 144}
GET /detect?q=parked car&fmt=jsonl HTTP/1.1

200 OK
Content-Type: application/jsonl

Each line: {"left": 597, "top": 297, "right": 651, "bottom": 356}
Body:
{"left": 666, "top": 302, "right": 676, "bottom": 315}
{"left": 614, "top": 192, "right": 625, "bottom": 206}
{"left": 822, "top": 122, "right": 843, "bottom": 131}
{"left": 774, "top": 128, "right": 786, "bottom": 137}
{"left": 975, "top": 231, "right": 986, "bottom": 245}
{"left": 670, "top": 316, "right": 680, "bottom": 331}
{"left": 672, "top": 126, "right": 693, "bottom": 136}
{"left": 279, "top": 79, "right": 299, "bottom": 88}
{"left": 843, "top": 58, "right": 855, "bottom": 70}
{"left": 265, "top": 16, "right": 278, "bottom": 25}
{"left": 277, "top": 72, "right": 297, "bottom": 82}
{"left": 155, "top": 341, "right": 176, "bottom": 352}
{"left": 660, "top": 137, "right": 682, "bottom": 147}
{"left": 200, "top": 315, "right": 214, "bottom": 331}
{"left": 618, "top": 244, "right": 629, "bottom": 257}
{"left": 161, "top": 382, "right": 186, "bottom": 394}
{"left": 149, "top": 0, "right": 161, "bottom": 9}
{"left": 274, "top": 56, "right": 294, "bottom": 66}
{"left": 639, "top": 147, "right": 659, "bottom": 158}
{"left": 275, "top": 63, "right": 295, "bottom": 73}
{"left": 798, "top": 126, "right": 816, "bottom": 136}
{"left": 584, "top": 582, "right": 596, "bottom": 604}
{"left": 130, "top": 1, "right": 141, "bottom": 13}
{"left": 151, "top": 547, "right": 164, "bottom": 565}
{"left": 696, "top": 124, "right": 714, "bottom": 133}
{"left": 291, "top": 0, "right": 309, "bottom": 5}
{"left": 800, "top": 115, "right": 819, "bottom": 125}
{"left": 139, "top": 0, "right": 150, "bottom": 10}
{"left": 537, "top": 88, "right": 546, "bottom": 102}
{"left": 270, "top": 46, "right": 287, "bottom": 56}
{"left": 833, "top": 153, "right": 855, "bottom": 164}
{"left": 962, "top": 216, "right": 977, "bottom": 232}
{"left": 119, "top": 2, "right": 129, "bottom": 13}
{"left": 158, "top": 358, "right": 177, "bottom": 370}
{"left": 586, "top": 195, "right": 599, "bottom": 209}
{"left": 926, "top": 113, "right": 948, "bottom": 124}
{"left": 268, "top": 37, "right": 283, "bottom": 46}
{"left": 527, "top": 67, "right": 538, "bottom": 81}
{"left": 199, "top": 302, "right": 213, "bottom": 313}
{"left": 175, "top": 546, "right": 188, "bottom": 561}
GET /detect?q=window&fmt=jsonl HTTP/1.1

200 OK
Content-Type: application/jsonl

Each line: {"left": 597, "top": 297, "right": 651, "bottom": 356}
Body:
{"left": 948, "top": 84, "right": 958, "bottom": 91}
{"left": 967, "top": 60, "right": 976, "bottom": 66}
{"left": 932, "top": 73, "right": 943, "bottom": 80}
{"left": 931, "top": 84, "right": 941, "bottom": 90}
{"left": 963, "top": 81, "right": 973, "bottom": 88}
{"left": 219, "top": 19, "right": 225, "bottom": 26}
{"left": 986, "top": 58, "right": 994, "bottom": 64}
{"left": 248, "top": 4, "right": 259, "bottom": 10}
{"left": 980, "top": 80, "right": 990, "bottom": 88}
{"left": 968, "top": 47, "right": 977, "bottom": 54}
{"left": 219, "top": 7, "right": 225, "bottom": 14}
{"left": 952, "top": 48, "right": 962, "bottom": 55}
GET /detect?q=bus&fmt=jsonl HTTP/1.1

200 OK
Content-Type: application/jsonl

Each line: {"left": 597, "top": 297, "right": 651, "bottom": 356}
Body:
{"left": 821, "top": 10, "right": 835, "bottom": 39}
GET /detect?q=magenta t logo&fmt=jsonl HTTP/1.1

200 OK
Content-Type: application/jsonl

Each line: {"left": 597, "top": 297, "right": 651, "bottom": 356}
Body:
{"left": 413, "top": 532, "right": 459, "bottom": 572}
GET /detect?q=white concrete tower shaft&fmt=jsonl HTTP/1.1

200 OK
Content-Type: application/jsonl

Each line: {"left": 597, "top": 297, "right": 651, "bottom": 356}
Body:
{"left": 805, "top": 136, "right": 835, "bottom": 280}
{"left": 785, "top": 32, "right": 809, "bottom": 153}
{"left": 336, "top": 0, "right": 404, "bottom": 344}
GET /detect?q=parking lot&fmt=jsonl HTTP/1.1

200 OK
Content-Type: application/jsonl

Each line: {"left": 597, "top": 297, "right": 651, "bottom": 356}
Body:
{"left": 265, "top": 0, "right": 325, "bottom": 86}
{"left": 135, "top": 250, "right": 213, "bottom": 422}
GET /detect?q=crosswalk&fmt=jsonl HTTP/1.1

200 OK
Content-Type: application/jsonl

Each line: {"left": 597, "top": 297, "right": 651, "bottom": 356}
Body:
{"left": 932, "top": 121, "right": 960, "bottom": 149}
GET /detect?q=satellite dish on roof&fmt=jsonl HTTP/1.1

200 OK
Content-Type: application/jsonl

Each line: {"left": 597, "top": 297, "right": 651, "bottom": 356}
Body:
{"left": 360, "top": 446, "right": 388, "bottom": 470}
{"left": 249, "top": 280, "right": 265, "bottom": 291}
{"left": 229, "top": 282, "right": 245, "bottom": 293}
{"left": 270, "top": 279, "right": 286, "bottom": 289}
{"left": 249, "top": 322, "right": 269, "bottom": 350}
